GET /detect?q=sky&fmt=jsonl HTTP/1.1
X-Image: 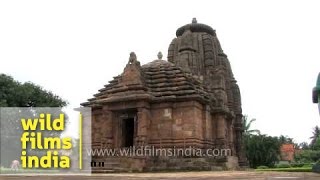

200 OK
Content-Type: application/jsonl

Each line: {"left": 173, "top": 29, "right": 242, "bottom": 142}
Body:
{"left": 1, "top": 0, "right": 320, "bottom": 143}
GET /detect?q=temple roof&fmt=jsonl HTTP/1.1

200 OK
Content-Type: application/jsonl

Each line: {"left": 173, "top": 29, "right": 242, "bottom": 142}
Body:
{"left": 141, "top": 59, "right": 171, "bottom": 68}
{"left": 141, "top": 59, "right": 210, "bottom": 102}
{"left": 176, "top": 18, "right": 215, "bottom": 37}
{"left": 82, "top": 55, "right": 213, "bottom": 106}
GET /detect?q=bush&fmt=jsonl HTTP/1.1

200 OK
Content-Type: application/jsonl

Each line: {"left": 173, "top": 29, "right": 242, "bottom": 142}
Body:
{"left": 294, "top": 150, "right": 320, "bottom": 162}
{"left": 245, "top": 134, "right": 281, "bottom": 168}
{"left": 313, "top": 161, "right": 320, "bottom": 173}
{"left": 303, "top": 163, "right": 314, "bottom": 167}
{"left": 276, "top": 164, "right": 291, "bottom": 168}
{"left": 256, "top": 166, "right": 269, "bottom": 169}
{"left": 291, "top": 163, "right": 304, "bottom": 167}
{"left": 312, "top": 164, "right": 320, "bottom": 173}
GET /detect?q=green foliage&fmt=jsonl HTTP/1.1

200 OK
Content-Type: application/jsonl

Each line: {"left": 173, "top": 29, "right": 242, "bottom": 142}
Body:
{"left": 0, "top": 74, "right": 68, "bottom": 167}
{"left": 0, "top": 74, "right": 67, "bottom": 107}
{"left": 313, "top": 136, "right": 320, "bottom": 150}
{"left": 312, "top": 160, "right": 320, "bottom": 173}
{"left": 242, "top": 115, "right": 260, "bottom": 136}
{"left": 275, "top": 164, "right": 291, "bottom": 168}
{"left": 290, "top": 162, "right": 304, "bottom": 167}
{"left": 298, "top": 142, "right": 310, "bottom": 150}
{"left": 278, "top": 135, "right": 294, "bottom": 144}
{"left": 310, "top": 126, "right": 320, "bottom": 148}
{"left": 303, "top": 163, "right": 315, "bottom": 167}
{"left": 242, "top": 116, "right": 281, "bottom": 168}
{"left": 256, "top": 165, "right": 269, "bottom": 169}
{"left": 244, "top": 134, "right": 281, "bottom": 168}
{"left": 294, "top": 150, "right": 320, "bottom": 163}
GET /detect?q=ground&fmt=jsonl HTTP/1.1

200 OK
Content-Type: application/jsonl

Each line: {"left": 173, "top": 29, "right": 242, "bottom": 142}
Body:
{"left": 0, "top": 171, "right": 320, "bottom": 180}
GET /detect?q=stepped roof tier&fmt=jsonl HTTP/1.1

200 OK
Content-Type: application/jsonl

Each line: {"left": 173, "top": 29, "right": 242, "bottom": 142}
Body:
{"left": 82, "top": 53, "right": 217, "bottom": 108}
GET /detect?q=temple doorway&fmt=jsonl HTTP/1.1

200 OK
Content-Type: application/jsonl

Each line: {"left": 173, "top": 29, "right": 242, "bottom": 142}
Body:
{"left": 122, "top": 117, "right": 134, "bottom": 147}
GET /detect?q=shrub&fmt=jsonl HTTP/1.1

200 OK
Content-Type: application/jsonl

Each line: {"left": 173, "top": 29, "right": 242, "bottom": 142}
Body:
{"left": 291, "top": 163, "right": 304, "bottom": 167}
{"left": 276, "top": 164, "right": 291, "bottom": 168}
{"left": 256, "top": 166, "right": 269, "bottom": 169}
{"left": 312, "top": 163, "right": 320, "bottom": 173}
{"left": 303, "top": 163, "right": 314, "bottom": 167}
{"left": 245, "top": 134, "right": 281, "bottom": 168}
{"left": 294, "top": 150, "right": 320, "bottom": 163}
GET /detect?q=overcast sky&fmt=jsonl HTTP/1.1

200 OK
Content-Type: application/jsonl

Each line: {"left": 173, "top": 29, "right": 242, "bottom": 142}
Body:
{"left": 1, "top": 0, "right": 319, "bottom": 143}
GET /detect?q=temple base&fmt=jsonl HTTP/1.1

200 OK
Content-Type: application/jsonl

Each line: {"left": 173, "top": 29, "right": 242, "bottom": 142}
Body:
{"left": 91, "top": 156, "right": 239, "bottom": 172}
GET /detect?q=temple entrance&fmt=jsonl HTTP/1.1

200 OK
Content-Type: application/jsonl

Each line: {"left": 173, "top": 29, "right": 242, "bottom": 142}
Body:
{"left": 121, "top": 116, "right": 135, "bottom": 147}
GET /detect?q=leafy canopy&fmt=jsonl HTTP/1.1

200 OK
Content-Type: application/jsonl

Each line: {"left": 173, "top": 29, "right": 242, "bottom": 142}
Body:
{"left": 0, "top": 74, "right": 67, "bottom": 107}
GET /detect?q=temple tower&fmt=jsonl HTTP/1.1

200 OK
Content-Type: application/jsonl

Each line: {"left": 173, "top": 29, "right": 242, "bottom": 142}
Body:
{"left": 168, "top": 18, "right": 246, "bottom": 165}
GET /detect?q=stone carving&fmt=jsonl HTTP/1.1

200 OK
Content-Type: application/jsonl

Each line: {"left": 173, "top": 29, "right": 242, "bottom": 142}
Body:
{"left": 157, "top": 51, "right": 163, "bottom": 60}
{"left": 128, "top": 52, "right": 137, "bottom": 64}
{"left": 192, "top": 17, "right": 197, "bottom": 24}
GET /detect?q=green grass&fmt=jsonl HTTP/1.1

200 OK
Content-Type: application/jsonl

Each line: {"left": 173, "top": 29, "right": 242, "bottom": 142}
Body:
{"left": 256, "top": 167, "right": 312, "bottom": 172}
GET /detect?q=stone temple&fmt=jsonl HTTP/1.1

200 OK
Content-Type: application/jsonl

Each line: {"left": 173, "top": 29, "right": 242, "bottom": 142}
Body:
{"left": 82, "top": 18, "right": 246, "bottom": 172}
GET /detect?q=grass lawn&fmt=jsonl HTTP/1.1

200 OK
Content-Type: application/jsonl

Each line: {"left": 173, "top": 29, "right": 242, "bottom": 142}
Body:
{"left": 256, "top": 167, "right": 312, "bottom": 172}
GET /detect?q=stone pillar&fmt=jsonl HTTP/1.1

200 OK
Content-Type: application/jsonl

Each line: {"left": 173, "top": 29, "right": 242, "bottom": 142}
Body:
{"left": 234, "top": 114, "right": 248, "bottom": 166}
{"left": 216, "top": 114, "right": 227, "bottom": 148}
{"left": 204, "top": 105, "right": 213, "bottom": 148}
{"left": 228, "top": 123, "right": 234, "bottom": 144}
{"left": 136, "top": 108, "right": 150, "bottom": 146}
{"left": 216, "top": 115, "right": 226, "bottom": 139}
{"left": 91, "top": 113, "right": 102, "bottom": 149}
{"left": 101, "top": 108, "right": 113, "bottom": 148}
{"left": 227, "top": 119, "right": 235, "bottom": 155}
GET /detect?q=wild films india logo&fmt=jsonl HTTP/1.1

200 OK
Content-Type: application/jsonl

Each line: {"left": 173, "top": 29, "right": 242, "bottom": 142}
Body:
{"left": 0, "top": 107, "right": 91, "bottom": 174}
{"left": 20, "top": 113, "right": 71, "bottom": 169}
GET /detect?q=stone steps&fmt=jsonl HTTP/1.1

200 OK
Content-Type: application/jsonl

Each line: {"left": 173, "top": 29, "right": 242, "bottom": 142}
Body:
{"left": 91, "top": 158, "right": 133, "bottom": 173}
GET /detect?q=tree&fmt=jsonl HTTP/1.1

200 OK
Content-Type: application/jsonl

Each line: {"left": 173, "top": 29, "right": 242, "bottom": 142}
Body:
{"left": 0, "top": 74, "right": 68, "bottom": 166}
{"left": 241, "top": 116, "right": 281, "bottom": 168}
{"left": 314, "top": 137, "right": 320, "bottom": 150}
{"left": 279, "top": 135, "right": 294, "bottom": 144}
{"left": 242, "top": 115, "right": 260, "bottom": 136}
{"left": 0, "top": 74, "right": 67, "bottom": 107}
{"left": 298, "top": 142, "right": 310, "bottom": 150}
{"left": 310, "top": 126, "right": 320, "bottom": 148}
{"left": 245, "top": 134, "right": 281, "bottom": 168}
{"left": 294, "top": 150, "right": 320, "bottom": 163}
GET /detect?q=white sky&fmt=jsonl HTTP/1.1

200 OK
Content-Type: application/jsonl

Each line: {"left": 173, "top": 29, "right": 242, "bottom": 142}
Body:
{"left": 1, "top": 0, "right": 320, "bottom": 143}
